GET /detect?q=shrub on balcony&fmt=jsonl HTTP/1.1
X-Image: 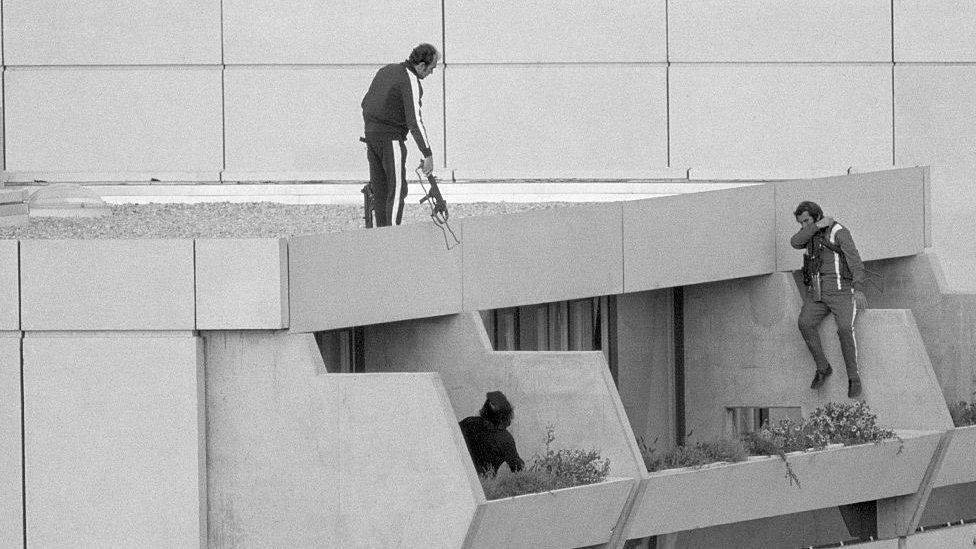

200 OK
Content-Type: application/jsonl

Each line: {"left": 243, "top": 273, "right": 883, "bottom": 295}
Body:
{"left": 948, "top": 399, "right": 976, "bottom": 427}
{"left": 639, "top": 438, "right": 748, "bottom": 473}
{"left": 480, "top": 425, "right": 611, "bottom": 500}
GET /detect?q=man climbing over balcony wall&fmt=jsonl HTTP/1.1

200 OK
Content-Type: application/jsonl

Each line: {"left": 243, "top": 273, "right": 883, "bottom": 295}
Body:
{"left": 791, "top": 201, "right": 867, "bottom": 399}
{"left": 459, "top": 391, "right": 525, "bottom": 475}
{"left": 361, "top": 43, "right": 439, "bottom": 227}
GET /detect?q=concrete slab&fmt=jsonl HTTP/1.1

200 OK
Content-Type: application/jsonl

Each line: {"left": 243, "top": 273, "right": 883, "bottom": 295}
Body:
{"left": 195, "top": 238, "right": 288, "bottom": 329}
{"left": 223, "top": 1, "right": 440, "bottom": 64}
{"left": 205, "top": 331, "right": 478, "bottom": 548}
{"left": 3, "top": 1, "right": 220, "bottom": 64}
{"left": 774, "top": 168, "right": 926, "bottom": 272}
{"left": 23, "top": 335, "right": 205, "bottom": 548}
{"left": 288, "top": 222, "right": 462, "bottom": 332}
{"left": 669, "top": 0, "right": 890, "bottom": 62}
{"left": 906, "top": 522, "right": 976, "bottom": 548}
{"left": 20, "top": 239, "right": 195, "bottom": 330}
{"left": 0, "top": 240, "right": 18, "bottom": 330}
{"left": 5, "top": 68, "right": 222, "bottom": 173}
{"left": 444, "top": 0, "right": 665, "bottom": 62}
{"left": 670, "top": 64, "right": 892, "bottom": 170}
{"left": 894, "top": 0, "right": 976, "bottom": 62}
{"left": 934, "top": 425, "right": 976, "bottom": 487}
{"left": 224, "top": 65, "right": 442, "bottom": 175}
{"left": 446, "top": 64, "right": 668, "bottom": 175}
{"left": 0, "top": 335, "right": 22, "bottom": 549}
{"left": 462, "top": 202, "right": 624, "bottom": 311}
{"left": 623, "top": 184, "right": 776, "bottom": 293}
{"left": 625, "top": 431, "right": 941, "bottom": 538}
{"left": 896, "top": 66, "right": 976, "bottom": 167}
{"left": 466, "top": 478, "right": 635, "bottom": 549}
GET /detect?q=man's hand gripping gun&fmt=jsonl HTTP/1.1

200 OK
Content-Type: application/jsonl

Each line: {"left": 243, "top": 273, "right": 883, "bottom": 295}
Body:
{"left": 416, "top": 164, "right": 460, "bottom": 249}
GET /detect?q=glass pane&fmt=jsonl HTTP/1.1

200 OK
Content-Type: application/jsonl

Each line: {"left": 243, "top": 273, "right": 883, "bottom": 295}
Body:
{"left": 568, "top": 299, "right": 595, "bottom": 351}
{"left": 495, "top": 307, "right": 518, "bottom": 351}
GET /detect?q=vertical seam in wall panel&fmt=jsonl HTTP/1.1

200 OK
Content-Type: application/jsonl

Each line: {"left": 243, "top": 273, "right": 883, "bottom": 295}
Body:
{"left": 219, "top": 0, "right": 227, "bottom": 180}
{"left": 441, "top": 0, "right": 447, "bottom": 168}
{"left": 193, "top": 240, "right": 198, "bottom": 330}
{"left": 665, "top": 0, "right": 671, "bottom": 167}
{"left": 18, "top": 240, "right": 26, "bottom": 548}
{"left": 891, "top": 0, "right": 896, "bottom": 166}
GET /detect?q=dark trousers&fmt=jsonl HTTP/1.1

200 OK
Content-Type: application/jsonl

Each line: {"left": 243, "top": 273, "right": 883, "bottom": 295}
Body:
{"left": 364, "top": 137, "right": 408, "bottom": 227}
{"left": 798, "top": 288, "right": 860, "bottom": 380}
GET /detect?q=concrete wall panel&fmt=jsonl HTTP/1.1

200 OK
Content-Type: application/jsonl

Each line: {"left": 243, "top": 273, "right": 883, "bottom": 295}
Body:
{"left": 670, "top": 64, "right": 892, "bottom": 170}
{"left": 446, "top": 65, "right": 668, "bottom": 176}
{"left": 683, "top": 273, "right": 953, "bottom": 441}
{"left": 288, "top": 224, "right": 462, "bottom": 332}
{"left": 774, "top": 168, "right": 926, "bottom": 272}
{"left": 462, "top": 204, "right": 623, "bottom": 311}
{"left": 206, "top": 331, "right": 477, "bottom": 548}
{"left": 906, "top": 522, "right": 976, "bottom": 548}
{"left": 467, "top": 478, "right": 635, "bottom": 549}
{"left": 3, "top": 1, "right": 221, "bottom": 65}
{"left": 896, "top": 66, "right": 976, "bottom": 167}
{"left": 894, "top": 1, "right": 976, "bottom": 62}
{"left": 195, "top": 238, "right": 288, "bottom": 330}
{"left": 20, "top": 240, "right": 195, "bottom": 330}
{"left": 444, "top": 1, "right": 665, "bottom": 63}
{"left": 23, "top": 335, "right": 205, "bottom": 548}
{"left": 223, "top": 66, "right": 442, "bottom": 178}
{"left": 0, "top": 335, "right": 22, "bottom": 549}
{"left": 0, "top": 241, "right": 18, "bottom": 330}
{"left": 626, "top": 432, "right": 939, "bottom": 538}
{"left": 669, "top": 0, "right": 890, "bottom": 62}
{"left": 623, "top": 185, "right": 775, "bottom": 293}
{"left": 935, "top": 426, "right": 976, "bottom": 488}
{"left": 4, "top": 68, "right": 222, "bottom": 174}
{"left": 223, "top": 1, "right": 440, "bottom": 64}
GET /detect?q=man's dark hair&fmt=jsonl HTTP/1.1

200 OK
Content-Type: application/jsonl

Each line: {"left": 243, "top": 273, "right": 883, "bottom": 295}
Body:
{"left": 408, "top": 43, "right": 439, "bottom": 66}
{"left": 480, "top": 391, "right": 514, "bottom": 429}
{"left": 794, "top": 200, "right": 823, "bottom": 221}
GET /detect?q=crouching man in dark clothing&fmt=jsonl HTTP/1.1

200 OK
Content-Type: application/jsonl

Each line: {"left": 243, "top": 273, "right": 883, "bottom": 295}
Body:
{"left": 459, "top": 391, "right": 525, "bottom": 475}
{"left": 791, "top": 201, "right": 867, "bottom": 399}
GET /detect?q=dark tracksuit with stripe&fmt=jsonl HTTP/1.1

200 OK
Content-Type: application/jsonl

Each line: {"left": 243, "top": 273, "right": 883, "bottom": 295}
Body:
{"left": 361, "top": 61, "right": 433, "bottom": 227}
{"left": 791, "top": 221, "right": 866, "bottom": 381}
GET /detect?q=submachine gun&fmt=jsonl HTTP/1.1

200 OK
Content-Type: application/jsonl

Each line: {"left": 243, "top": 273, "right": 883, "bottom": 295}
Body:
{"left": 416, "top": 165, "right": 460, "bottom": 250}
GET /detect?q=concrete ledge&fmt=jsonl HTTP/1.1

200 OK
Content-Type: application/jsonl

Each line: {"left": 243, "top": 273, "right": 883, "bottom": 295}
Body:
{"left": 0, "top": 241, "right": 18, "bottom": 330}
{"left": 23, "top": 335, "right": 205, "bottom": 548}
{"left": 462, "top": 203, "right": 623, "bottom": 311}
{"left": 934, "top": 425, "right": 976, "bottom": 488}
{"left": 195, "top": 238, "right": 288, "bottom": 330}
{"left": 907, "top": 522, "right": 976, "bottom": 547}
{"left": 624, "top": 431, "right": 943, "bottom": 539}
{"left": 20, "top": 239, "right": 195, "bottom": 330}
{"left": 623, "top": 184, "right": 776, "bottom": 293}
{"left": 288, "top": 222, "right": 462, "bottom": 332}
{"left": 0, "top": 335, "right": 22, "bottom": 549}
{"left": 465, "top": 477, "right": 635, "bottom": 549}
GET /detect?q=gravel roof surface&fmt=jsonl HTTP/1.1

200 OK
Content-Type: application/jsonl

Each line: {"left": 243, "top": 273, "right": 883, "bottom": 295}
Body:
{"left": 0, "top": 201, "right": 582, "bottom": 239}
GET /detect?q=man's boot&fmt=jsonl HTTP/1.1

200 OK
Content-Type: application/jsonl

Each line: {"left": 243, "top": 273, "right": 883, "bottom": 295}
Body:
{"left": 811, "top": 365, "right": 833, "bottom": 389}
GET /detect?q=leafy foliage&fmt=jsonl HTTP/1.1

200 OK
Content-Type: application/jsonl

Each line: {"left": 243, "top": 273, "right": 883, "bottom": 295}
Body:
{"left": 640, "top": 437, "right": 748, "bottom": 473}
{"left": 948, "top": 400, "right": 976, "bottom": 427}
{"left": 479, "top": 425, "right": 611, "bottom": 500}
{"left": 804, "top": 401, "right": 896, "bottom": 445}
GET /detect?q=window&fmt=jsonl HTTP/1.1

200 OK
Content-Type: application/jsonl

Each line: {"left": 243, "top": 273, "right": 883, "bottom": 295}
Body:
{"left": 481, "top": 297, "right": 610, "bottom": 353}
{"left": 314, "top": 327, "right": 365, "bottom": 373}
{"left": 725, "top": 406, "right": 802, "bottom": 438}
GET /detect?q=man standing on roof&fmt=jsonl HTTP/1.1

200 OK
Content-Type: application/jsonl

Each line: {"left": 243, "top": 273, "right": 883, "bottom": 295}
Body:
{"left": 361, "top": 43, "right": 439, "bottom": 227}
{"left": 792, "top": 201, "right": 868, "bottom": 399}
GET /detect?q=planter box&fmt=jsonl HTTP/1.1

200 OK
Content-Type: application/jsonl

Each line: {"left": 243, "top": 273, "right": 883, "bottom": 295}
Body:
{"left": 624, "top": 431, "right": 942, "bottom": 539}
{"left": 934, "top": 424, "right": 976, "bottom": 487}
{"left": 465, "top": 477, "right": 635, "bottom": 549}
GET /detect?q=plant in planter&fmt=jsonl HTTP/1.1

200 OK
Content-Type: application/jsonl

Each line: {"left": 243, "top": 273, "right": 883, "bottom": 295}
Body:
{"left": 948, "top": 399, "right": 976, "bottom": 427}
{"left": 639, "top": 437, "right": 748, "bottom": 473}
{"left": 480, "top": 425, "right": 611, "bottom": 500}
{"left": 743, "top": 401, "right": 899, "bottom": 488}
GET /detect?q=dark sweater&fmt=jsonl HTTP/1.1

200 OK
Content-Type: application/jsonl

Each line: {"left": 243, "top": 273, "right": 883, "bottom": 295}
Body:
{"left": 459, "top": 416, "right": 524, "bottom": 475}
{"left": 361, "top": 61, "right": 433, "bottom": 157}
